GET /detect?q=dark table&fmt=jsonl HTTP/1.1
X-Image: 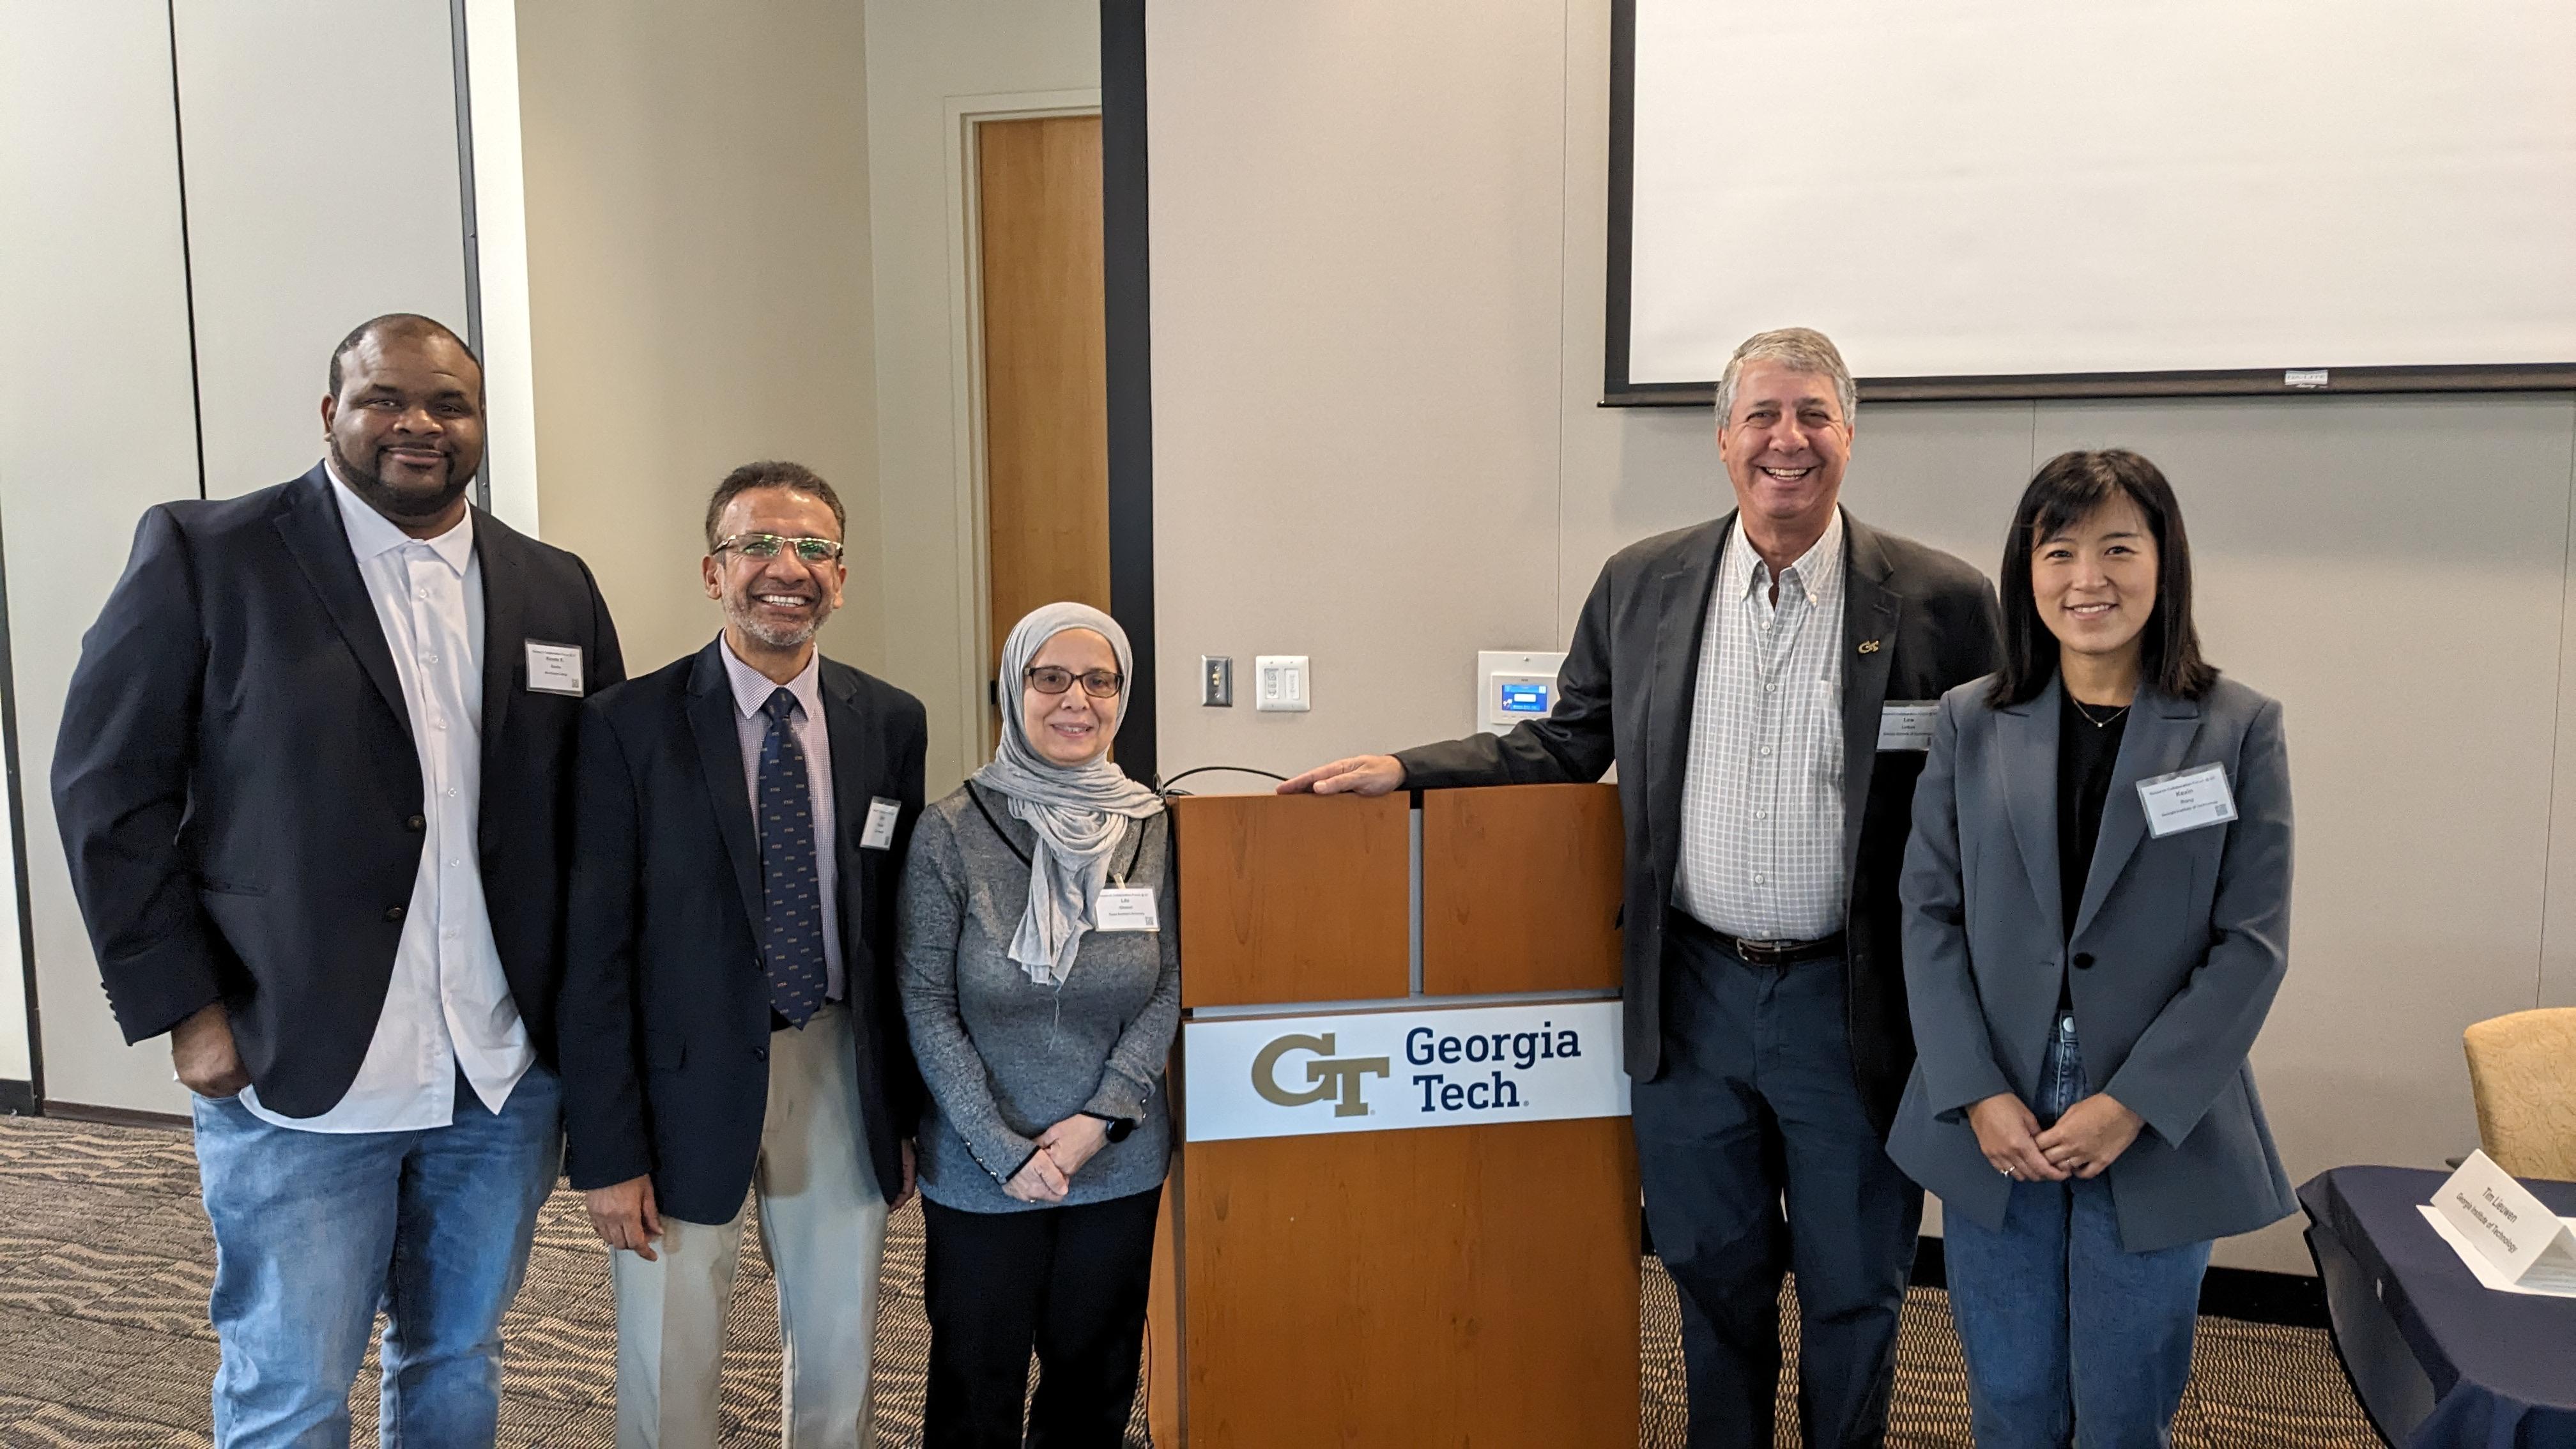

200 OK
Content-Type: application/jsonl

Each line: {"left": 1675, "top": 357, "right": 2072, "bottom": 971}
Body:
{"left": 2301, "top": 1165, "right": 2576, "bottom": 1448}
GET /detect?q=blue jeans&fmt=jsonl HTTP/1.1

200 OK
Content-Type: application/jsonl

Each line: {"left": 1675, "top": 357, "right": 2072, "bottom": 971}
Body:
{"left": 1637, "top": 919, "right": 1922, "bottom": 1449}
{"left": 1942, "top": 1016, "right": 2211, "bottom": 1449}
{"left": 190, "top": 1065, "right": 563, "bottom": 1448}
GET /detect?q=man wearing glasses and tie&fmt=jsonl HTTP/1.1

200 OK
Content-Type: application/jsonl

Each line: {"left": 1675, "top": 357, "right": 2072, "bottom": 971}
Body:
{"left": 557, "top": 460, "right": 928, "bottom": 1447}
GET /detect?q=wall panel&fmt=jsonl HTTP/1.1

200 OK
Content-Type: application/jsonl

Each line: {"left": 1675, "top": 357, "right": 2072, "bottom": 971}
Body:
{"left": 862, "top": 0, "right": 1103, "bottom": 793}
{"left": 519, "top": 0, "right": 882, "bottom": 675}
{"left": 171, "top": 0, "right": 471, "bottom": 498}
{"left": 2540, "top": 415, "right": 2576, "bottom": 1013}
{"left": 1149, "top": 0, "right": 1568, "bottom": 779}
{"left": 0, "top": 1, "right": 206, "bottom": 1107}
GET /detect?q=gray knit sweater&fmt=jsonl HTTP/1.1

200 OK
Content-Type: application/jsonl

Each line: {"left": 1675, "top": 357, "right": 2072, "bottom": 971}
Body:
{"left": 897, "top": 784, "right": 1180, "bottom": 1213}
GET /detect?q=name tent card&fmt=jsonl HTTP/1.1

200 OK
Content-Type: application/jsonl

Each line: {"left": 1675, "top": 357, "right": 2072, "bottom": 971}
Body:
{"left": 2417, "top": 1149, "right": 2576, "bottom": 1298}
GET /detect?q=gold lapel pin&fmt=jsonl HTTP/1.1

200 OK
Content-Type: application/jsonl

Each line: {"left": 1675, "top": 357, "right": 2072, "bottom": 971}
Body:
{"left": 1857, "top": 640, "right": 1882, "bottom": 654}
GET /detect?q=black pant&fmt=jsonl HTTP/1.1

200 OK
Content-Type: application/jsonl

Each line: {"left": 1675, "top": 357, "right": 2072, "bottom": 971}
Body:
{"left": 1635, "top": 916, "right": 1923, "bottom": 1449}
{"left": 921, "top": 1184, "right": 1163, "bottom": 1449}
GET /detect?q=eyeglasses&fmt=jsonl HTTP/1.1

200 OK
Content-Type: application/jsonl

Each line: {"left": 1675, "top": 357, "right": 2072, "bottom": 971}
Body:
{"left": 715, "top": 533, "right": 844, "bottom": 564}
{"left": 1024, "top": 664, "right": 1124, "bottom": 699}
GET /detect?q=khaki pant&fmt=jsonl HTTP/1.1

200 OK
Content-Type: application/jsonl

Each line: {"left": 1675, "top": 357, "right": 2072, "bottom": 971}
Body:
{"left": 611, "top": 1004, "right": 889, "bottom": 1448}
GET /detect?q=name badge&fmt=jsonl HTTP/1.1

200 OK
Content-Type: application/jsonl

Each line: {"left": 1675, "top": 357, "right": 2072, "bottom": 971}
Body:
{"left": 525, "top": 640, "right": 585, "bottom": 697}
{"left": 2137, "top": 763, "right": 2237, "bottom": 839}
{"left": 1876, "top": 702, "right": 1938, "bottom": 751}
{"left": 1095, "top": 886, "right": 1160, "bottom": 933}
{"left": 860, "top": 797, "right": 901, "bottom": 850}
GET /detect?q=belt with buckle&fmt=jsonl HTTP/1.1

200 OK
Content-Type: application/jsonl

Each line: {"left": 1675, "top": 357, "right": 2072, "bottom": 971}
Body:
{"left": 1671, "top": 911, "right": 1844, "bottom": 967}
{"left": 1721, "top": 931, "right": 1844, "bottom": 967}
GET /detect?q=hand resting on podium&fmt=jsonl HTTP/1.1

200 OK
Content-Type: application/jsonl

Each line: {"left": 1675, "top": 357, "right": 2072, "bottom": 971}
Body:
{"left": 1276, "top": 755, "right": 1407, "bottom": 795}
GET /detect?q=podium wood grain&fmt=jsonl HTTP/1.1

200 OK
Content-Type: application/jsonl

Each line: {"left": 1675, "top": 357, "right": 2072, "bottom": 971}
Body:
{"left": 1421, "top": 783, "right": 1623, "bottom": 996}
{"left": 1171, "top": 793, "right": 1411, "bottom": 1006}
{"left": 1172, "top": 1117, "right": 1640, "bottom": 1448}
{"left": 1156, "top": 788, "right": 1638, "bottom": 1446}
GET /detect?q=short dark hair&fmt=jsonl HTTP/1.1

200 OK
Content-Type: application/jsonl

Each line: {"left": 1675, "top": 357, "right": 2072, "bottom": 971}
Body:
{"left": 704, "top": 460, "right": 847, "bottom": 551}
{"left": 1989, "top": 448, "right": 2218, "bottom": 709}
{"left": 328, "top": 313, "right": 482, "bottom": 397}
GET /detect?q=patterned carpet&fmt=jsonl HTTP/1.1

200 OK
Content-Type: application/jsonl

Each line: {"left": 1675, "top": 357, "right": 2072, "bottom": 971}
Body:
{"left": 0, "top": 1114, "right": 2379, "bottom": 1447}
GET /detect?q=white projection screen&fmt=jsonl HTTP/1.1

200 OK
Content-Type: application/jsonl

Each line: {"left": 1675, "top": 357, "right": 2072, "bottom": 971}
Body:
{"left": 1610, "top": 0, "right": 2576, "bottom": 402}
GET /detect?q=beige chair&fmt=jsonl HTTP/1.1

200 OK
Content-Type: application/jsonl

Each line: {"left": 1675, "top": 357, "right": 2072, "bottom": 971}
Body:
{"left": 2463, "top": 1008, "right": 2576, "bottom": 1181}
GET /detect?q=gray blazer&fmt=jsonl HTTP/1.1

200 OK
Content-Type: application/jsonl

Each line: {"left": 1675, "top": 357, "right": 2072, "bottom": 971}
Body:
{"left": 1888, "top": 673, "right": 2296, "bottom": 1254}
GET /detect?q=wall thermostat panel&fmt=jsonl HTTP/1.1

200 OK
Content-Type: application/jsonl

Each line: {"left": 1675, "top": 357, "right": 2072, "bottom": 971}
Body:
{"left": 1476, "top": 650, "right": 1568, "bottom": 735}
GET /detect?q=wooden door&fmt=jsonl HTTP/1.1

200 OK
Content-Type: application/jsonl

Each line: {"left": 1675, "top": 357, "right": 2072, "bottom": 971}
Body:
{"left": 978, "top": 114, "right": 1108, "bottom": 740}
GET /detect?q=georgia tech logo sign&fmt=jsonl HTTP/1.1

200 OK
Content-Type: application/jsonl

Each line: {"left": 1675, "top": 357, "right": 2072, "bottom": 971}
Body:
{"left": 1250, "top": 1032, "right": 1390, "bottom": 1117}
{"left": 1185, "top": 1001, "right": 1630, "bottom": 1144}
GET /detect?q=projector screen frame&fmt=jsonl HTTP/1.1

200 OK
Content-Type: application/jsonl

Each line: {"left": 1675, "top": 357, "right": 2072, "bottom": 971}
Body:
{"left": 1601, "top": 0, "right": 2576, "bottom": 408}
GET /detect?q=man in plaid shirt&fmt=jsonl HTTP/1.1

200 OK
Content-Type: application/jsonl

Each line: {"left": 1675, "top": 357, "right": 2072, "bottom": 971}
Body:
{"left": 1284, "top": 329, "right": 2002, "bottom": 1449}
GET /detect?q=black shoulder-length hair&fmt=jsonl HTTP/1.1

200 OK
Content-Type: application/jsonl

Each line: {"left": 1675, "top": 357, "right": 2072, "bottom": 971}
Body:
{"left": 1989, "top": 448, "right": 2218, "bottom": 709}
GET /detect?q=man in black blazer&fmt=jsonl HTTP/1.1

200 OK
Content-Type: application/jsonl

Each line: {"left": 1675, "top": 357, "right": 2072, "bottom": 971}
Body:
{"left": 1284, "top": 330, "right": 2001, "bottom": 1448}
{"left": 559, "top": 460, "right": 926, "bottom": 1446}
{"left": 54, "top": 314, "right": 622, "bottom": 1445}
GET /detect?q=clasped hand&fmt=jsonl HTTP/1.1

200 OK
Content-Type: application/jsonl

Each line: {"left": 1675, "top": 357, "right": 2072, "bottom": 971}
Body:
{"left": 1968, "top": 1091, "right": 2143, "bottom": 1182}
{"left": 1005, "top": 1115, "right": 1111, "bottom": 1203}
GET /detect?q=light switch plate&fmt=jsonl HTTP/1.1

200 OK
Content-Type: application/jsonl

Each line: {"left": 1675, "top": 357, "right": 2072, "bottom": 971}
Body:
{"left": 1200, "top": 655, "right": 1233, "bottom": 707}
{"left": 1254, "top": 655, "right": 1310, "bottom": 712}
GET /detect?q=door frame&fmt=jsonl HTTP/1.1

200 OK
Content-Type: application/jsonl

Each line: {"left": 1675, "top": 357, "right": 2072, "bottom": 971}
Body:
{"left": 944, "top": 88, "right": 1103, "bottom": 767}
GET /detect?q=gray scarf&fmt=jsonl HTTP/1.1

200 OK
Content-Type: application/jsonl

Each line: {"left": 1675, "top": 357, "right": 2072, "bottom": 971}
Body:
{"left": 971, "top": 602, "right": 1164, "bottom": 985}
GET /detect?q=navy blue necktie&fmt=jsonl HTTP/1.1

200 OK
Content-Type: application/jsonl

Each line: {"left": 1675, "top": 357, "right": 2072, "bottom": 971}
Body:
{"left": 758, "top": 688, "right": 827, "bottom": 1027}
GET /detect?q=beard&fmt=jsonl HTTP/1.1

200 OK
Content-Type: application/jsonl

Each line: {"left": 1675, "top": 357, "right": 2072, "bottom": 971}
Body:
{"left": 725, "top": 591, "right": 827, "bottom": 650}
{"left": 329, "top": 435, "right": 471, "bottom": 523}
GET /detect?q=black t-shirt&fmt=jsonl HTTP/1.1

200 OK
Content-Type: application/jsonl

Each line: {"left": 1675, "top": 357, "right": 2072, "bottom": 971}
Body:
{"left": 2057, "top": 689, "right": 2129, "bottom": 1008}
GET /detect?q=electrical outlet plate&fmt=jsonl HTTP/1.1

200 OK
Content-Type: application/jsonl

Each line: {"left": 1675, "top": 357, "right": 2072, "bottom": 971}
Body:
{"left": 1200, "top": 655, "right": 1233, "bottom": 707}
{"left": 1254, "top": 655, "right": 1310, "bottom": 712}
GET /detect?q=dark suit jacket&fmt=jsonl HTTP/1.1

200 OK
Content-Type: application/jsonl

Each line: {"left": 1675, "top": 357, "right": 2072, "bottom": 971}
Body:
{"left": 1890, "top": 676, "right": 2296, "bottom": 1252}
{"left": 1397, "top": 510, "right": 2000, "bottom": 1128}
{"left": 558, "top": 640, "right": 928, "bottom": 1223}
{"left": 52, "top": 464, "right": 624, "bottom": 1116}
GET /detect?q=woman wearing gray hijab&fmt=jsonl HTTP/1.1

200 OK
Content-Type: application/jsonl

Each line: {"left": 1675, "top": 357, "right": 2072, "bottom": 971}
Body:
{"left": 898, "top": 601, "right": 1178, "bottom": 1449}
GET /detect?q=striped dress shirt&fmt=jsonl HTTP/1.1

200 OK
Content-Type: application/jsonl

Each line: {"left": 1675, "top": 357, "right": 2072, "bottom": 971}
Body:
{"left": 1672, "top": 509, "right": 1850, "bottom": 940}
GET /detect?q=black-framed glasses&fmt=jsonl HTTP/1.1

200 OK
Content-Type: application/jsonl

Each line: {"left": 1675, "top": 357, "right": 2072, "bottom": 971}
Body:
{"left": 1024, "top": 664, "right": 1124, "bottom": 699}
{"left": 715, "top": 532, "right": 844, "bottom": 564}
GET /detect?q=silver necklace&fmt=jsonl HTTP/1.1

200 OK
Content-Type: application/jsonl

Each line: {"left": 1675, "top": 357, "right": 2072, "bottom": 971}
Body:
{"left": 2069, "top": 695, "right": 2131, "bottom": 730}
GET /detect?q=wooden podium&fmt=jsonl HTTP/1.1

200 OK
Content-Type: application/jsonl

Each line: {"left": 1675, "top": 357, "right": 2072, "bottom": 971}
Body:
{"left": 1143, "top": 785, "right": 1640, "bottom": 1448}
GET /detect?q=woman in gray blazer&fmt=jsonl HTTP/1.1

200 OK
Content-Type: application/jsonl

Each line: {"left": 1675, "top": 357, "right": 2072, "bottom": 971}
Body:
{"left": 898, "top": 602, "right": 1179, "bottom": 1449}
{"left": 1890, "top": 450, "right": 2294, "bottom": 1448}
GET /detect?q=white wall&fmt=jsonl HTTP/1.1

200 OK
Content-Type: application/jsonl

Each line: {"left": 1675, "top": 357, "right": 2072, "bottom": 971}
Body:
{"left": 1147, "top": 0, "right": 2576, "bottom": 1273}
{"left": 514, "top": 0, "right": 882, "bottom": 675}
{"left": 0, "top": 2, "right": 474, "bottom": 1113}
{"left": 862, "top": 0, "right": 1101, "bottom": 792}
{"left": 1149, "top": 1, "right": 1570, "bottom": 772}
{"left": 0, "top": 1, "right": 209, "bottom": 1102}
{"left": 171, "top": 0, "right": 473, "bottom": 499}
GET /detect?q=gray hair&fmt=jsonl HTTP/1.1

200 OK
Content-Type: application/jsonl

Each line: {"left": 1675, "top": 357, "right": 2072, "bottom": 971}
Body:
{"left": 1713, "top": 327, "right": 1857, "bottom": 429}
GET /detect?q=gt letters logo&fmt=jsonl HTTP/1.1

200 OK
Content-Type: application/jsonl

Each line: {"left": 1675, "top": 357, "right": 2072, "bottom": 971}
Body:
{"left": 1250, "top": 1032, "right": 1390, "bottom": 1117}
